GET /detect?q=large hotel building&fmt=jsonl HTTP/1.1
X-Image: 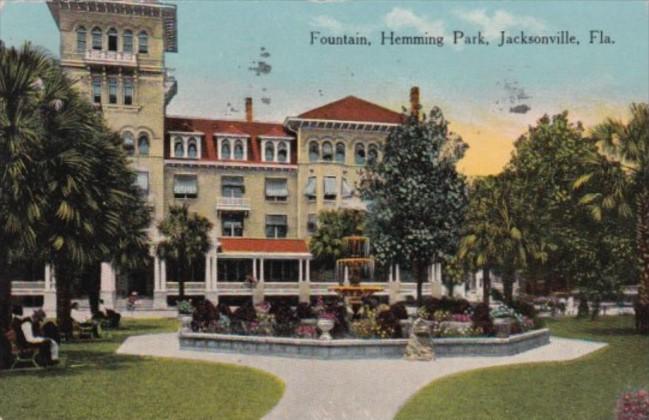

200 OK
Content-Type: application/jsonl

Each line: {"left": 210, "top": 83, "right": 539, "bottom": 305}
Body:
{"left": 12, "top": 0, "right": 475, "bottom": 311}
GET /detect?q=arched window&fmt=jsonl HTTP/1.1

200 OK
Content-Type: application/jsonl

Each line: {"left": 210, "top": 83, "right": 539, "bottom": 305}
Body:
{"left": 137, "top": 134, "right": 149, "bottom": 156}
{"left": 187, "top": 138, "right": 198, "bottom": 159}
{"left": 335, "top": 142, "right": 345, "bottom": 163}
{"left": 122, "top": 132, "right": 135, "bottom": 156}
{"left": 277, "top": 142, "right": 288, "bottom": 162}
{"left": 138, "top": 31, "right": 148, "bottom": 54}
{"left": 107, "top": 28, "right": 118, "bottom": 52}
{"left": 174, "top": 137, "right": 184, "bottom": 158}
{"left": 123, "top": 78, "right": 134, "bottom": 105}
{"left": 264, "top": 141, "right": 275, "bottom": 162}
{"left": 354, "top": 143, "right": 366, "bottom": 165}
{"left": 76, "top": 26, "right": 86, "bottom": 53}
{"left": 221, "top": 139, "right": 231, "bottom": 159}
{"left": 322, "top": 141, "right": 333, "bottom": 161}
{"left": 234, "top": 140, "right": 244, "bottom": 160}
{"left": 368, "top": 143, "right": 379, "bottom": 164}
{"left": 91, "top": 27, "right": 102, "bottom": 50}
{"left": 123, "top": 30, "right": 133, "bottom": 53}
{"left": 308, "top": 141, "right": 319, "bottom": 162}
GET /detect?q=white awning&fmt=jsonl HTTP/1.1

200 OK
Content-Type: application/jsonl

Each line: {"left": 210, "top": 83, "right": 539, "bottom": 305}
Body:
{"left": 323, "top": 176, "right": 337, "bottom": 195}
{"left": 265, "top": 178, "right": 288, "bottom": 197}
{"left": 174, "top": 175, "right": 197, "bottom": 194}
{"left": 136, "top": 171, "right": 149, "bottom": 192}
{"left": 304, "top": 177, "right": 316, "bottom": 197}
{"left": 341, "top": 177, "right": 353, "bottom": 199}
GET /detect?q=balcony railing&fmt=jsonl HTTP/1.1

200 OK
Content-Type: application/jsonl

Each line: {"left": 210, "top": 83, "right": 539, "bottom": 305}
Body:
{"left": 216, "top": 197, "right": 251, "bottom": 211}
{"left": 84, "top": 50, "right": 137, "bottom": 67}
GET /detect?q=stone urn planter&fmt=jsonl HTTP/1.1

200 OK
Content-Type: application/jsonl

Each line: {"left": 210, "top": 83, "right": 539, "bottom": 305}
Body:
{"left": 178, "top": 314, "right": 193, "bottom": 332}
{"left": 399, "top": 319, "right": 413, "bottom": 338}
{"left": 493, "top": 318, "right": 513, "bottom": 338}
{"left": 316, "top": 318, "right": 335, "bottom": 340}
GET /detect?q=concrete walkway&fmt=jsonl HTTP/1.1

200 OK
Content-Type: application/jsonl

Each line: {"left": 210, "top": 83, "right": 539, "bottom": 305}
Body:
{"left": 117, "top": 333, "right": 606, "bottom": 420}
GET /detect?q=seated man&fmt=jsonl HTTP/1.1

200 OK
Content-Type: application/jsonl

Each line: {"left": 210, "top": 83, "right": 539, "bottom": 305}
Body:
{"left": 15, "top": 309, "right": 59, "bottom": 366}
{"left": 95, "top": 299, "right": 121, "bottom": 329}
{"left": 71, "top": 302, "right": 101, "bottom": 338}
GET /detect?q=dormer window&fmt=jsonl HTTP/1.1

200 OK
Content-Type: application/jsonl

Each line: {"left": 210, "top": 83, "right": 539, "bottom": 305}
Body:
{"left": 174, "top": 138, "right": 184, "bottom": 157}
{"left": 335, "top": 142, "right": 345, "bottom": 163}
{"left": 187, "top": 138, "right": 198, "bottom": 159}
{"left": 261, "top": 138, "right": 291, "bottom": 163}
{"left": 277, "top": 142, "right": 288, "bottom": 162}
{"left": 368, "top": 143, "right": 379, "bottom": 164}
{"left": 234, "top": 140, "right": 245, "bottom": 160}
{"left": 92, "top": 27, "right": 102, "bottom": 50}
{"left": 107, "top": 28, "right": 118, "bottom": 52}
{"left": 76, "top": 26, "right": 86, "bottom": 52}
{"left": 308, "top": 141, "right": 319, "bottom": 162}
{"left": 221, "top": 139, "right": 231, "bottom": 159}
{"left": 170, "top": 133, "right": 203, "bottom": 159}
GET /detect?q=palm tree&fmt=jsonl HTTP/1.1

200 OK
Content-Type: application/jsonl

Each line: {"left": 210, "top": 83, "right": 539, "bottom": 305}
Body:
{"left": 157, "top": 205, "right": 212, "bottom": 301}
{"left": 0, "top": 43, "right": 52, "bottom": 328}
{"left": 1, "top": 43, "right": 151, "bottom": 332}
{"left": 459, "top": 176, "right": 544, "bottom": 305}
{"left": 574, "top": 103, "right": 649, "bottom": 333}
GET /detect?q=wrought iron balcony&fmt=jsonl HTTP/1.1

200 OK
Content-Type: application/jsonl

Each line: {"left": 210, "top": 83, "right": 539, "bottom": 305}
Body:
{"left": 216, "top": 197, "right": 252, "bottom": 211}
{"left": 84, "top": 50, "right": 137, "bottom": 67}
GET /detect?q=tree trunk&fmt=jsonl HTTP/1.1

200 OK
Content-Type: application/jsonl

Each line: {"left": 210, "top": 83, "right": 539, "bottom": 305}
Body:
{"left": 0, "top": 261, "right": 12, "bottom": 331}
{"left": 415, "top": 261, "right": 426, "bottom": 307}
{"left": 87, "top": 263, "right": 101, "bottom": 315}
{"left": 55, "top": 262, "right": 74, "bottom": 337}
{"left": 482, "top": 268, "right": 491, "bottom": 306}
{"left": 636, "top": 191, "right": 649, "bottom": 334}
{"left": 503, "top": 270, "right": 515, "bottom": 304}
{"left": 177, "top": 261, "right": 185, "bottom": 302}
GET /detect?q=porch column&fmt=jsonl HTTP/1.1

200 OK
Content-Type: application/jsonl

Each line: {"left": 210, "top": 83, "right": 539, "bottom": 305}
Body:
{"left": 298, "top": 258, "right": 303, "bottom": 282}
{"left": 252, "top": 258, "right": 264, "bottom": 304}
{"left": 388, "top": 264, "right": 399, "bottom": 304}
{"left": 205, "top": 253, "right": 218, "bottom": 303}
{"left": 43, "top": 264, "right": 56, "bottom": 313}
{"left": 305, "top": 259, "right": 310, "bottom": 282}
{"left": 100, "top": 262, "right": 117, "bottom": 308}
{"left": 431, "top": 263, "right": 443, "bottom": 298}
{"left": 298, "top": 258, "right": 310, "bottom": 304}
{"left": 153, "top": 258, "right": 168, "bottom": 309}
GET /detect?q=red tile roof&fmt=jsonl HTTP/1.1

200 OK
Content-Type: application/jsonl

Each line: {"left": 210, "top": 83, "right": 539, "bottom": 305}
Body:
{"left": 165, "top": 117, "right": 295, "bottom": 163}
{"left": 219, "top": 238, "right": 310, "bottom": 254}
{"left": 298, "top": 96, "right": 403, "bottom": 124}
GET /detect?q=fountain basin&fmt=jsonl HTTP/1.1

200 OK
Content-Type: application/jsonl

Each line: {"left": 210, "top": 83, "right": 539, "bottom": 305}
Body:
{"left": 178, "top": 328, "right": 550, "bottom": 359}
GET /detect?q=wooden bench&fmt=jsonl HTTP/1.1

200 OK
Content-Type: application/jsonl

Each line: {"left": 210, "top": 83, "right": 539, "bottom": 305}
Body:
{"left": 4, "top": 330, "right": 42, "bottom": 369}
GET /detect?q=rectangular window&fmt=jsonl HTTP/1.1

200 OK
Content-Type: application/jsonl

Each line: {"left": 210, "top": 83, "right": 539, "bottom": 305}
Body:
{"left": 304, "top": 176, "right": 316, "bottom": 201}
{"left": 307, "top": 213, "right": 317, "bottom": 234}
{"left": 123, "top": 78, "right": 133, "bottom": 105}
{"left": 265, "top": 178, "right": 288, "bottom": 202}
{"left": 222, "top": 212, "right": 244, "bottom": 237}
{"left": 263, "top": 260, "right": 299, "bottom": 282}
{"left": 135, "top": 171, "right": 149, "bottom": 195}
{"left": 92, "top": 78, "right": 102, "bottom": 104}
{"left": 265, "top": 215, "right": 287, "bottom": 238}
{"left": 173, "top": 174, "right": 198, "bottom": 199}
{"left": 123, "top": 32, "right": 133, "bottom": 53}
{"left": 108, "top": 77, "right": 117, "bottom": 104}
{"left": 217, "top": 259, "right": 252, "bottom": 282}
{"left": 323, "top": 176, "right": 337, "bottom": 201}
{"left": 221, "top": 176, "right": 245, "bottom": 198}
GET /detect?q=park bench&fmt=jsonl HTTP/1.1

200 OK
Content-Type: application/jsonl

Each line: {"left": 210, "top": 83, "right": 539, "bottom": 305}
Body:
{"left": 4, "top": 329, "right": 42, "bottom": 370}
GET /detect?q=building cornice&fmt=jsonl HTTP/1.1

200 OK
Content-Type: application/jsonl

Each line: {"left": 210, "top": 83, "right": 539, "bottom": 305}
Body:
{"left": 284, "top": 117, "right": 398, "bottom": 133}
{"left": 164, "top": 159, "right": 297, "bottom": 172}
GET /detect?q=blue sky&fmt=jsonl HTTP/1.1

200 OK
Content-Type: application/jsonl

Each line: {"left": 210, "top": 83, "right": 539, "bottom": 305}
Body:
{"left": 1, "top": 0, "right": 648, "bottom": 174}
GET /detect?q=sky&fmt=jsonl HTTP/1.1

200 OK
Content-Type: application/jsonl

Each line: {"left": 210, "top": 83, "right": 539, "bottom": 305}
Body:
{"left": 1, "top": 0, "right": 648, "bottom": 175}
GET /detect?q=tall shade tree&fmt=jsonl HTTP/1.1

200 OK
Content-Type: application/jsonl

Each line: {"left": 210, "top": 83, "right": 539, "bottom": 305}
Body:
{"left": 157, "top": 205, "right": 212, "bottom": 301}
{"left": 360, "top": 106, "right": 468, "bottom": 305}
{"left": 0, "top": 43, "right": 151, "bottom": 332}
{"left": 574, "top": 103, "right": 649, "bottom": 333}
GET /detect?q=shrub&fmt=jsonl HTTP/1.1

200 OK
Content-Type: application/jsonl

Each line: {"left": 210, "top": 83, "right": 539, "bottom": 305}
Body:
{"left": 390, "top": 302, "right": 408, "bottom": 320}
{"left": 510, "top": 300, "right": 537, "bottom": 319}
{"left": 232, "top": 301, "right": 257, "bottom": 322}
{"left": 296, "top": 302, "right": 315, "bottom": 319}
{"left": 295, "top": 324, "right": 317, "bottom": 339}
{"left": 216, "top": 302, "right": 233, "bottom": 317}
{"left": 615, "top": 389, "right": 649, "bottom": 420}
{"left": 191, "top": 299, "right": 219, "bottom": 332}
{"left": 377, "top": 309, "right": 401, "bottom": 338}
{"left": 472, "top": 303, "right": 494, "bottom": 335}
{"left": 177, "top": 300, "right": 193, "bottom": 315}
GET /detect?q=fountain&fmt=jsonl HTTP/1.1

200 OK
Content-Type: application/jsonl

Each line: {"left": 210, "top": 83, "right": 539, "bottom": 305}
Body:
{"left": 329, "top": 236, "right": 384, "bottom": 312}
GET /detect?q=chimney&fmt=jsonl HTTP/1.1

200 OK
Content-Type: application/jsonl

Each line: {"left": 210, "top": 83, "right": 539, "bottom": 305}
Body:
{"left": 410, "top": 86, "right": 420, "bottom": 117}
{"left": 245, "top": 97, "right": 253, "bottom": 122}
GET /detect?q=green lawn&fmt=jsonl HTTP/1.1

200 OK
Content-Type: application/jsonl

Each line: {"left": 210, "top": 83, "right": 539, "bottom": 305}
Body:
{"left": 397, "top": 316, "right": 649, "bottom": 420}
{"left": 0, "top": 319, "right": 284, "bottom": 420}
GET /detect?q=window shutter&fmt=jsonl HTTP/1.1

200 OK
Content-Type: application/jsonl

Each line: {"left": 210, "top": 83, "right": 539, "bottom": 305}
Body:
{"left": 323, "top": 177, "right": 337, "bottom": 196}
{"left": 266, "top": 178, "right": 288, "bottom": 197}
{"left": 174, "top": 175, "right": 198, "bottom": 195}
{"left": 304, "top": 177, "right": 316, "bottom": 198}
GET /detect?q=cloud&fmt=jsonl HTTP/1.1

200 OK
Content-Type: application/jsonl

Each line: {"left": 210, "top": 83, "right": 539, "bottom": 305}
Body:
{"left": 455, "top": 9, "right": 546, "bottom": 40}
{"left": 384, "top": 7, "right": 447, "bottom": 36}
{"left": 310, "top": 15, "right": 345, "bottom": 33}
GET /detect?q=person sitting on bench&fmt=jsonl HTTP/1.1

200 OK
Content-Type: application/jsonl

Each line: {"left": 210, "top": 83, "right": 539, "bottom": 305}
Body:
{"left": 95, "top": 299, "right": 121, "bottom": 329}
{"left": 71, "top": 302, "right": 101, "bottom": 338}
{"left": 16, "top": 309, "right": 59, "bottom": 366}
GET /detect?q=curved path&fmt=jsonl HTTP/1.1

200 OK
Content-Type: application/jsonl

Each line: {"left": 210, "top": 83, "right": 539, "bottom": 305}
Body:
{"left": 117, "top": 334, "right": 606, "bottom": 420}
